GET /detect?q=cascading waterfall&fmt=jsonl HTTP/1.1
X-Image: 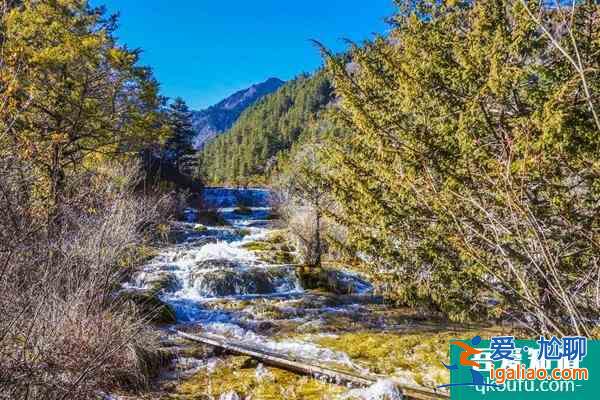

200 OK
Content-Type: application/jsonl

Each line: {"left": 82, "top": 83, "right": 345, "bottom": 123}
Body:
{"left": 123, "top": 188, "right": 399, "bottom": 399}
{"left": 128, "top": 188, "right": 305, "bottom": 322}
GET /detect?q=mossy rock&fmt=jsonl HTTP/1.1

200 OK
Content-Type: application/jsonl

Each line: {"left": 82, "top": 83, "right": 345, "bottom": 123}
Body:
{"left": 238, "top": 228, "right": 251, "bottom": 237}
{"left": 241, "top": 237, "right": 297, "bottom": 264}
{"left": 258, "top": 250, "right": 296, "bottom": 265}
{"left": 296, "top": 267, "right": 366, "bottom": 295}
{"left": 314, "top": 331, "right": 459, "bottom": 386}
{"left": 271, "top": 251, "right": 296, "bottom": 264}
{"left": 177, "top": 343, "right": 217, "bottom": 359}
{"left": 119, "top": 289, "right": 176, "bottom": 324}
{"left": 147, "top": 272, "right": 179, "bottom": 293}
{"left": 242, "top": 241, "right": 271, "bottom": 252}
{"left": 192, "top": 268, "right": 277, "bottom": 297}
{"left": 296, "top": 320, "right": 326, "bottom": 334}
{"left": 296, "top": 266, "right": 326, "bottom": 290}
{"left": 245, "top": 303, "right": 290, "bottom": 320}
{"left": 117, "top": 245, "right": 159, "bottom": 269}
{"left": 193, "top": 224, "right": 208, "bottom": 232}
{"left": 194, "top": 258, "right": 241, "bottom": 270}
{"left": 265, "top": 230, "right": 287, "bottom": 245}
{"left": 201, "top": 299, "right": 253, "bottom": 312}
{"left": 135, "top": 345, "right": 177, "bottom": 378}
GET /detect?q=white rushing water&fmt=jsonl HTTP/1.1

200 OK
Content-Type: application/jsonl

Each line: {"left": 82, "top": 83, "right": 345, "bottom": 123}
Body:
{"left": 124, "top": 188, "right": 392, "bottom": 398}
{"left": 128, "top": 188, "right": 308, "bottom": 323}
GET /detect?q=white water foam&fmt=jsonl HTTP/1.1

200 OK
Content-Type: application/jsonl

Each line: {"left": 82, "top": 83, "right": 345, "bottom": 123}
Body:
{"left": 342, "top": 379, "right": 403, "bottom": 400}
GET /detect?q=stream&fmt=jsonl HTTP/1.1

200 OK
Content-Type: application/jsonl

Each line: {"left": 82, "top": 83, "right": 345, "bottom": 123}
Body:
{"left": 125, "top": 188, "right": 419, "bottom": 399}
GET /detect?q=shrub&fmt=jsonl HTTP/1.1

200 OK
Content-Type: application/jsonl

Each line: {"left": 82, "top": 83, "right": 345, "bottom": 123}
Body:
{"left": 320, "top": 0, "right": 600, "bottom": 335}
{"left": 0, "top": 161, "right": 175, "bottom": 399}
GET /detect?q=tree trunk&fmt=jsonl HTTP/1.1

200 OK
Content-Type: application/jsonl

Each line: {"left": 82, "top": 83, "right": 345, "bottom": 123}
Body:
{"left": 314, "top": 203, "right": 322, "bottom": 267}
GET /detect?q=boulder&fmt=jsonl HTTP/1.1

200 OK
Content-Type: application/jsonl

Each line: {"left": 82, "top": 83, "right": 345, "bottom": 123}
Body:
{"left": 192, "top": 269, "right": 275, "bottom": 297}
{"left": 118, "top": 289, "right": 176, "bottom": 324}
{"left": 132, "top": 271, "right": 180, "bottom": 293}
{"left": 297, "top": 266, "right": 372, "bottom": 295}
{"left": 148, "top": 273, "right": 180, "bottom": 293}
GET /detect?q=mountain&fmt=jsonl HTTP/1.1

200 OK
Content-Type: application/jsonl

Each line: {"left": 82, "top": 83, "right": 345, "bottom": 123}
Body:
{"left": 191, "top": 77, "right": 285, "bottom": 149}
{"left": 198, "top": 71, "right": 334, "bottom": 185}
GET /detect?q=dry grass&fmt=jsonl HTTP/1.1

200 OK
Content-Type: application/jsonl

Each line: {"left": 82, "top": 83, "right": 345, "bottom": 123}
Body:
{"left": 0, "top": 160, "right": 177, "bottom": 400}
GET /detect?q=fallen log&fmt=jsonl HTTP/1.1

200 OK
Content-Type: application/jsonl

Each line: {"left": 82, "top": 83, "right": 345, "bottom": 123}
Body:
{"left": 176, "top": 330, "right": 449, "bottom": 400}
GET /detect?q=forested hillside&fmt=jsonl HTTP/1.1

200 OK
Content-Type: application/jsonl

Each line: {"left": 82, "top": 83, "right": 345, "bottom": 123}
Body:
{"left": 198, "top": 72, "right": 334, "bottom": 185}
{"left": 190, "top": 77, "right": 285, "bottom": 149}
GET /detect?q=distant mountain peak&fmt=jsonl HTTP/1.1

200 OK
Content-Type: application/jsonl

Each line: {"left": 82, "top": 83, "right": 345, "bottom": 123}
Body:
{"left": 191, "top": 77, "right": 285, "bottom": 149}
{"left": 264, "top": 77, "right": 284, "bottom": 84}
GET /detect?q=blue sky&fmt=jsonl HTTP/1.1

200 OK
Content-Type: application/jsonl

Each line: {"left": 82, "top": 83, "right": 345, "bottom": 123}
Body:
{"left": 95, "top": 1, "right": 396, "bottom": 110}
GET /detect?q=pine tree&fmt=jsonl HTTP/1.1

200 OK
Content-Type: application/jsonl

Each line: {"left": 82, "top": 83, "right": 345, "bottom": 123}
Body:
{"left": 165, "top": 97, "right": 196, "bottom": 174}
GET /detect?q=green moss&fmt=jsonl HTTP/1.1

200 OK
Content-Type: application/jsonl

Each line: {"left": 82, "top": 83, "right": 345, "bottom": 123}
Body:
{"left": 259, "top": 250, "right": 296, "bottom": 265}
{"left": 171, "top": 356, "right": 345, "bottom": 400}
{"left": 241, "top": 234, "right": 297, "bottom": 264}
{"left": 177, "top": 344, "right": 216, "bottom": 359}
{"left": 265, "top": 230, "right": 287, "bottom": 245}
{"left": 242, "top": 241, "right": 271, "bottom": 251}
{"left": 313, "top": 332, "right": 449, "bottom": 386}
{"left": 202, "top": 299, "right": 253, "bottom": 312}
{"left": 247, "top": 303, "right": 288, "bottom": 320}
{"left": 193, "top": 224, "right": 207, "bottom": 232}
